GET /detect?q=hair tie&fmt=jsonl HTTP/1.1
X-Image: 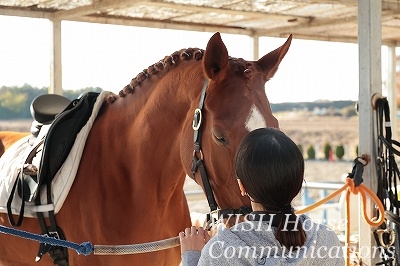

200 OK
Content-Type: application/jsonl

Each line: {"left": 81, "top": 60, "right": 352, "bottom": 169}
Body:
{"left": 279, "top": 204, "right": 293, "bottom": 214}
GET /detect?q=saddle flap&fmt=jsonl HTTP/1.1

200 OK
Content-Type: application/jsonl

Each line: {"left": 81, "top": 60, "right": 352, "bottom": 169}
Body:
{"left": 38, "top": 92, "right": 100, "bottom": 186}
{"left": 17, "top": 92, "right": 99, "bottom": 203}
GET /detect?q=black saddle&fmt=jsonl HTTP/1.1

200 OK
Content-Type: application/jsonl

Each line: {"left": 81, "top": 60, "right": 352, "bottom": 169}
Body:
{"left": 7, "top": 92, "right": 100, "bottom": 226}
{"left": 7, "top": 91, "right": 101, "bottom": 266}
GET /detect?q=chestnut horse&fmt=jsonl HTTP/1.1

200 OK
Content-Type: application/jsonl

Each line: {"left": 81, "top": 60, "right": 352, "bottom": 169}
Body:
{"left": 0, "top": 32, "right": 292, "bottom": 265}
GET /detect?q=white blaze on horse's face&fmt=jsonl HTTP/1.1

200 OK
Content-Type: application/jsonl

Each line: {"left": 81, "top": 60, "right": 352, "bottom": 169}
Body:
{"left": 245, "top": 104, "right": 267, "bottom": 132}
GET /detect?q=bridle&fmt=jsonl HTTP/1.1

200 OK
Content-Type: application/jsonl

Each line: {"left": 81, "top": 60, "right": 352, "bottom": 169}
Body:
{"left": 190, "top": 79, "right": 252, "bottom": 229}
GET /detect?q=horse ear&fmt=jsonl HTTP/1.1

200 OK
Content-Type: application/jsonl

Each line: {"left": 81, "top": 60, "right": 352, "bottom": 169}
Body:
{"left": 203, "top": 32, "right": 229, "bottom": 80}
{"left": 257, "top": 34, "right": 292, "bottom": 80}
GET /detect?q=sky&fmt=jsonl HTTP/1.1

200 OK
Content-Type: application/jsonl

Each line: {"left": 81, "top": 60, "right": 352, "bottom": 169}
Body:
{"left": 0, "top": 15, "right": 391, "bottom": 103}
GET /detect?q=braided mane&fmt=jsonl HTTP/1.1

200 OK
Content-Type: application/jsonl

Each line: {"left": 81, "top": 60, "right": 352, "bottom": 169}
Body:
{"left": 106, "top": 48, "right": 205, "bottom": 103}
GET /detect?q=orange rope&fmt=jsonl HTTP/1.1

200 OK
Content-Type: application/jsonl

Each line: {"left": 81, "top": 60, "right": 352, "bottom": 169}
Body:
{"left": 296, "top": 185, "right": 347, "bottom": 214}
{"left": 296, "top": 178, "right": 385, "bottom": 265}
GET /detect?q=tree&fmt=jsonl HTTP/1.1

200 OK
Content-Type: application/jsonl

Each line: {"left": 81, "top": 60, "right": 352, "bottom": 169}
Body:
{"left": 307, "top": 145, "right": 315, "bottom": 160}
{"left": 0, "top": 84, "right": 103, "bottom": 119}
{"left": 336, "top": 145, "right": 345, "bottom": 160}
{"left": 0, "top": 84, "right": 46, "bottom": 119}
{"left": 324, "top": 142, "right": 332, "bottom": 160}
{"left": 0, "top": 90, "right": 27, "bottom": 113}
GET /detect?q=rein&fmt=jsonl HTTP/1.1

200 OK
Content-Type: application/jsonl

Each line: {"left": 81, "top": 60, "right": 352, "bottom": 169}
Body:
{"left": 0, "top": 224, "right": 179, "bottom": 256}
{"left": 190, "top": 79, "right": 251, "bottom": 229}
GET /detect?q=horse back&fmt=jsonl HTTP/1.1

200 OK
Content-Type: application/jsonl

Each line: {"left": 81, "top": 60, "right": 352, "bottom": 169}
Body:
{"left": 0, "top": 131, "right": 29, "bottom": 156}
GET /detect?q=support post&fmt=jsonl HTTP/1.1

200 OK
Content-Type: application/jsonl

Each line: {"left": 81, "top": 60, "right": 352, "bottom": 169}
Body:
{"left": 357, "top": 0, "right": 381, "bottom": 265}
{"left": 49, "top": 19, "right": 63, "bottom": 95}
{"left": 251, "top": 34, "right": 259, "bottom": 60}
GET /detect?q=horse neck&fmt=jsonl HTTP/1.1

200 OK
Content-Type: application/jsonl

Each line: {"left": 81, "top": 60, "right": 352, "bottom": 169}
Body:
{"left": 153, "top": 66, "right": 204, "bottom": 113}
{"left": 96, "top": 62, "right": 205, "bottom": 193}
{"left": 127, "top": 59, "right": 205, "bottom": 117}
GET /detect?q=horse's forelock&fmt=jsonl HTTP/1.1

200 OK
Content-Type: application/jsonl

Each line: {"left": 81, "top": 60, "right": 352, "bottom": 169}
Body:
{"left": 228, "top": 58, "right": 249, "bottom": 76}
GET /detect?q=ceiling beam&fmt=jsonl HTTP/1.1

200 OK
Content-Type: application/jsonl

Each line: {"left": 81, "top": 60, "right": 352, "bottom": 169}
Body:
{"left": 257, "top": 15, "right": 356, "bottom": 36}
{"left": 257, "top": 8, "right": 398, "bottom": 38}
{"left": 258, "top": 31, "right": 359, "bottom": 44}
{"left": 0, "top": 7, "right": 52, "bottom": 19}
{"left": 258, "top": 0, "right": 400, "bottom": 11}
{"left": 142, "top": 2, "right": 311, "bottom": 23}
{"left": 0, "top": 0, "right": 399, "bottom": 44}
{"left": 70, "top": 15, "right": 253, "bottom": 36}
{"left": 69, "top": 14, "right": 400, "bottom": 45}
{"left": 266, "top": 0, "right": 353, "bottom": 7}
{"left": 382, "top": 1, "right": 400, "bottom": 10}
{"left": 54, "top": 0, "right": 312, "bottom": 24}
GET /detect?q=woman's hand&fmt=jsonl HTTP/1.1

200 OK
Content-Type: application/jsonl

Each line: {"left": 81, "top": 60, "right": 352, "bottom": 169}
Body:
{"left": 179, "top": 226, "right": 210, "bottom": 253}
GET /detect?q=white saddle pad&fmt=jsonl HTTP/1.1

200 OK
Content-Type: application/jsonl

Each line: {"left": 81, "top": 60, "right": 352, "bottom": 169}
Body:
{"left": 0, "top": 91, "right": 109, "bottom": 217}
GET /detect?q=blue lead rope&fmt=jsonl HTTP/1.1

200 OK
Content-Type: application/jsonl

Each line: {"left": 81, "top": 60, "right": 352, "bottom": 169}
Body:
{"left": 0, "top": 225, "right": 93, "bottom": 255}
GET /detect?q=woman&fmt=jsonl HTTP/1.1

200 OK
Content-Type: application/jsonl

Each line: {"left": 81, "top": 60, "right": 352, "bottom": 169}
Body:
{"left": 179, "top": 128, "right": 344, "bottom": 265}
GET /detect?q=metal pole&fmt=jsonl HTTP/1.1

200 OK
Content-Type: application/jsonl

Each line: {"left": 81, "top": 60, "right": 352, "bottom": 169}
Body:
{"left": 357, "top": 0, "right": 381, "bottom": 264}
{"left": 251, "top": 34, "right": 259, "bottom": 60}
{"left": 49, "top": 19, "right": 63, "bottom": 95}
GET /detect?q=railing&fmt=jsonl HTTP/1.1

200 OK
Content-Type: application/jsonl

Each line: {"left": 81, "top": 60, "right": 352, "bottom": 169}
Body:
{"left": 299, "top": 181, "right": 344, "bottom": 225}
{"left": 185, "top": 181, "right": 343, "bottom": 203}
{"left": 185, "top": 181, "right": 347, "bottom": 226}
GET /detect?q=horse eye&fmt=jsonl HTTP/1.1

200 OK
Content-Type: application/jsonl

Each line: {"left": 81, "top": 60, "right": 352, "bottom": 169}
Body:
{"left": 214, "top": 134, "right": 227, "bottom": 145}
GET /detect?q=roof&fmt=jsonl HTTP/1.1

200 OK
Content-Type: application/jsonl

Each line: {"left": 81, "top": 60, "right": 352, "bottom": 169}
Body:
{"left": 1, "top": 0, "right": 399, "bottom": 45}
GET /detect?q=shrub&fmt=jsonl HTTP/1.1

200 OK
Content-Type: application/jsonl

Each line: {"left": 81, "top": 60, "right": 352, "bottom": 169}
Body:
{"left": 307, "top": 145, "right": 315, "bottom": 160}
{"left": 336, "top": 145, "right": 345, "bottom": 160}
{"left": 324, "top": 143, "right": 332, "bottom": 160}
{"left": 341, "top": 106, "right": 358, "bottom": 117}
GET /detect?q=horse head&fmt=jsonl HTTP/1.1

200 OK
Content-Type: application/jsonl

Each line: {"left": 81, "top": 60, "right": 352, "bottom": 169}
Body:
{"left": 183, "top": 32, "right": 292, "bottom": 220}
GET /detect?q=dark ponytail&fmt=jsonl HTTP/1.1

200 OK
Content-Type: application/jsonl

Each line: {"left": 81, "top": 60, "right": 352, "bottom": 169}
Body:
{"left": 235, "top": 128, "right": 306, "bottom": 248}
{"left": 275, "top": 207, "right": 306, "bottom": 249}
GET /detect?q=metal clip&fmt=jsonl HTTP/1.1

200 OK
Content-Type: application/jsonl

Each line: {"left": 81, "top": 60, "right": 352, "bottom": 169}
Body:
{"left": 205, "top": 208, "right": 221, "bottom": 231}
{"left": 376, "top": 228, "right": 396, "bottom": 249}
{"left": 192, "top": 108, "right": 202, "bottom": 130}
{"left": 35, "top": 231, "right": 60, "bottom": 262}
{"left": 192, "top": 149, "right": 203, "bottom": 160}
